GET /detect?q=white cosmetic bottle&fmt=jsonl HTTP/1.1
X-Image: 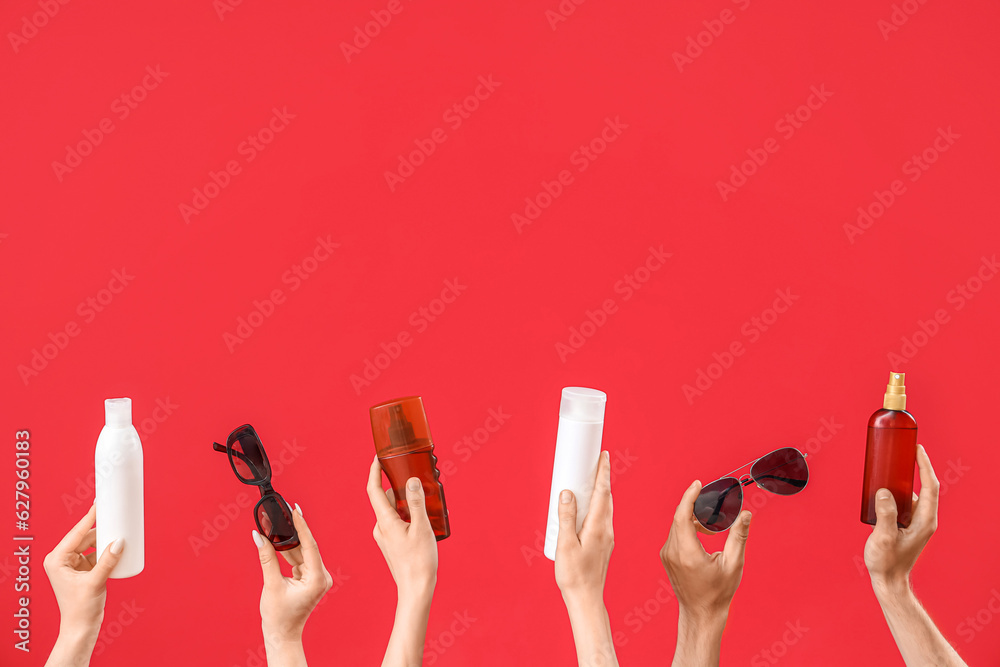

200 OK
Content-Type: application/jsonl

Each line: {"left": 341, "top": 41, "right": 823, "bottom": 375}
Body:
{"left": 544, "top": 387, "right": 607, "bottom": 561}
{"left": 95, "top": 398, "right": 144, "bottom": 578}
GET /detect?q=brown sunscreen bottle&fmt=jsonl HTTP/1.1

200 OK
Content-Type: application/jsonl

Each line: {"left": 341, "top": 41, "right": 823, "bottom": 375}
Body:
{"left": 861, "top": 372, "right": 918, "bottom": 527}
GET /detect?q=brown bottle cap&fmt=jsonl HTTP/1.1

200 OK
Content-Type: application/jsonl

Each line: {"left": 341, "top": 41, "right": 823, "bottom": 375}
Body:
{"left": 370, "top": 396, "right": 432, "bottom": 457}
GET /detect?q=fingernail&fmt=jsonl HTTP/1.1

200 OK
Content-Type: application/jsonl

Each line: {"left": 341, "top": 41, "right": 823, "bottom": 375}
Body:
{"left": 252, "top": 530, "right": 264, "bottom": 548}
{"left": 294, "top": 502, "right": 303, "bottom": 517}
{"left": 603, "top": 451, "right": 610, "bottom": 463}
{"left": 560, "top": 490, "right": 572, "bottom": 504}
{"left": 877, "top": 490, "right": 891, "bottom": 500}
{"left": 743, "top": 512, "right": 752, "bottom": 525}
{"left": 691, "top": 480, "right": 701, "bottom": 489}
{"left": 407, "top": 477, "right": 420, "bottom": 492}
{"left": 110, "top": 538, "right": 124, "bottom": 555}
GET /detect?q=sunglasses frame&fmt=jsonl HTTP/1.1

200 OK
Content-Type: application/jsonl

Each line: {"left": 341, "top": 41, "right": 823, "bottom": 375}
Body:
{"left": 212, "top": 424, "right": 300, "bottom": 551}
{"left": 695, "top": 446, "right": 810, "bottom": 533}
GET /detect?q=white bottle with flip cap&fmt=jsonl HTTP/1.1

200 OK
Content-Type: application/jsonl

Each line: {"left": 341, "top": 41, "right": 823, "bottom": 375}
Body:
{"left": 95, "top": 398, "right": 144, "bottom": 578}
{"left": 544, "top": 387, "right": 607, "bottom": 561}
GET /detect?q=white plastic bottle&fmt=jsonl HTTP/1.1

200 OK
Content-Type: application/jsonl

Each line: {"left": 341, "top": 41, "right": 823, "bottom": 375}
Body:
{"left": 95, "top": 398, "right": 144, "bottom": 578}
{"left": 544, "top": 387, "right": 607, "bottom": 561}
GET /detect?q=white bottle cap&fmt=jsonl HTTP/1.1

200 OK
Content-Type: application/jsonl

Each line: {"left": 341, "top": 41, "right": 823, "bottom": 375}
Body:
{"left": 559, "top": 387, "right": 606, "bottom": 423}
{"left": 105, "top": 398, "right": 132, "bottom": 427}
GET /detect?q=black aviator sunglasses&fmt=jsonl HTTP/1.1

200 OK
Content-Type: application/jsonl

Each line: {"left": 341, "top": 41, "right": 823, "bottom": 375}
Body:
{"left": 694, "top": 447, "right": 810, "bottom": 532}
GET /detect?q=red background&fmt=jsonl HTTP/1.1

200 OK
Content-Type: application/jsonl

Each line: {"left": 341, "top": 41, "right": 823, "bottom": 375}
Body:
{"left": 3, "top": 0, "right": 999, "bottom": 664}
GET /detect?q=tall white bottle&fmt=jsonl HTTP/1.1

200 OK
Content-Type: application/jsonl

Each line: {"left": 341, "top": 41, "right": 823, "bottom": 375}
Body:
{"left": 544, "top": 387, "right": 606, "bottom": 561}
{"left": 95, "top": 398, "right": 144, "bottom": 578}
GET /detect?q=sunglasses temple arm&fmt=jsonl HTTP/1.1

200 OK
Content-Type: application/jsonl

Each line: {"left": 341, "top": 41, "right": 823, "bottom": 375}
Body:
{"left": 212, "top": 442, "right": 227, "bottom": 453}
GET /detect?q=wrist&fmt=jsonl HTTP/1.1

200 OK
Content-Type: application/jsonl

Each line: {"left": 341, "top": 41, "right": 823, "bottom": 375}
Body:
{"left": 871, "top": 574, "right": 913, "bottom": 605}
{"left": 561, "top": 586, "right": 605, "bottom": 613}
{"left": 397, "top": 577, "right": 436, "bottom": 606}
{"left": 261, "top": 620, "right": 304, "bottom": 647}
{"left": 678, "top": 604, "right": 729, "bottom": 637}
{"left": 56, "top": 619, "right": 101, "bottom": 648}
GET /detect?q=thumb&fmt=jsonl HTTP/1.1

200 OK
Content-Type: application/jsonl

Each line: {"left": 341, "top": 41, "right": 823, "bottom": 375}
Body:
{"left": 723, "top": 510, "right": 751, "bottom": 568}
{"left": 253, "top": 530, "right": 282, "bottom": 588}
{"left": 90, "top": 538, "right": 124, "bottom": 585}
{"left": 404, "top": 477, "right": 431, "bottom": 531}
{"left": 874, "top": 488, "right": 898, "bottom": 535}
{"left": 556, "top": 489, "right": 579, "bottom": 551}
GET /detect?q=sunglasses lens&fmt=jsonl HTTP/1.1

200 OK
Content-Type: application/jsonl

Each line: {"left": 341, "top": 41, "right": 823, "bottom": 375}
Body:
{"left": 257, "top": 496, "right": 296, "bottom": 546}
{"left": 694, "top": 477, "right": 743, "bottom": 532}
{"left": 751, "top": 447, "right": 809, "bottom": 495}
{"left": 230, "top": 426, "right": 270, "bottom": 483}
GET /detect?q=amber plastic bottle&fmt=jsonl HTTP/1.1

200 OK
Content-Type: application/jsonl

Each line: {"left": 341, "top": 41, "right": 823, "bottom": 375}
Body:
{"left": 370, "top": 396, "right": 450, "bottom": 540}
{"left": 861, "top": 372, "right": 918, "bottom": 527}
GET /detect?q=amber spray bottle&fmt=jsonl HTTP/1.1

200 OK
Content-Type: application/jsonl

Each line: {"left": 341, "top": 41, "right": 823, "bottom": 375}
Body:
{"left": 861, "top": 372, "right": 918, "bottom": 527}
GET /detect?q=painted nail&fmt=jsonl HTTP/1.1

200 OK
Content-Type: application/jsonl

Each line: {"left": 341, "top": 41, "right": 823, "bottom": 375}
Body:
{"left": 560, "top": 489, "right": 572, "bottom": 504}
{"left": 110, "top": 538, "right": 124, "bottom": 555}
{"left": 294, "top": 502, "right": 303, "bottom": 518}
{"left": 252, "top": 530, "right": 264, "bottom": 548}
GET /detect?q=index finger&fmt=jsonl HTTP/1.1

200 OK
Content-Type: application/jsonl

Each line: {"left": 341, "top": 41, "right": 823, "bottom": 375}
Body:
{"left": 290, "top": 509, "right": 326, "bottom": 576}
{"left": 367, "top": 456, "right": 401, "bottom": 526}
{"left": 912, "top": 445, "right": 939, "bottom": 526}
{"left": 671, "top": 480, "right": 702, "bottom": 545}
{"left": 54, "top": 504, "right": 97, "bottom": 555}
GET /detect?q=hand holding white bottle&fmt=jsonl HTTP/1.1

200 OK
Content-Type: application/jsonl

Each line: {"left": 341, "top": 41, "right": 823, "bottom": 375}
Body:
{"left": 95, "top": 398, "right": 144, "bottom": 578}
{"left": 544, "top": 387, "right": 607, "bottom": 561}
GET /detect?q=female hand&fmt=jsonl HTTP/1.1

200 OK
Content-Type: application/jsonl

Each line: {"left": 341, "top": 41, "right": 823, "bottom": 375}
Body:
{"left": 554, "top": 450, "right": 614, "bottom": 604}
{"left": 553, "top": 451, "right": 619, "bottom": 667}
{"left": 367, "top": 456, "right": 438, "bottom": 667}
{"left": 253, "top": 505, "right": 333, "bottom": 664}
{"left": 367, "top": 456, "right": 438, "bottom": 599}
{"left": 43, "top": 503, "right": 124, "bottom": 666}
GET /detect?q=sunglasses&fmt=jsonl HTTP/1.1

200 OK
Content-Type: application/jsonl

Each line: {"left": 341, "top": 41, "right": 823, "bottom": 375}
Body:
{"left": 694, "top": 447, "right": 809, "bottom": 532}
{"left": 212, "top": 424, "right": 300, "bottom": 551}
